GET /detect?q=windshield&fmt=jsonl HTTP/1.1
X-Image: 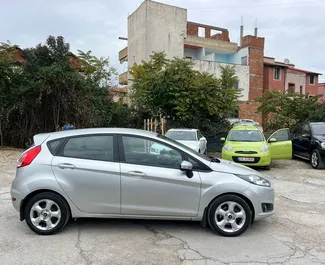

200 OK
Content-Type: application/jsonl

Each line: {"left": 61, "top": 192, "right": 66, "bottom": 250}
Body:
{"left": 233, "top": 121, "right": 256, "bottom": 127}
{"left": 165, "top": 130, "right": 196, "bottom": 141}
{"left": 157, "top": 134, "right": 211, "bottom": 162}
{"left": 228, "top": 130, "right": 264, "bottom": 142}
{"left": 312, "top": 124, "right": 325, "bottom": 135}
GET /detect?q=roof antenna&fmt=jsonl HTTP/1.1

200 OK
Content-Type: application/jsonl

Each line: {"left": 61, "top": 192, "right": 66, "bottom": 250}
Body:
{"left": 240, "top": 15, "right": 244, "bottom": 47}
{"left": 254, "top": 18, "right": 258, "bottom": 37}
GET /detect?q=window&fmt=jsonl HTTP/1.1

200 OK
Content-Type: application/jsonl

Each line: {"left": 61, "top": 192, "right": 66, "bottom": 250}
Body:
{"left": 270, "top": 130, "right": 290, "bottom": 142}
{"left": 197, "top": 131, "right": 203, "bottom": 140}
{"left": 300, "top": 86, "right": 303, "bottom": 94}
{"left": 241, "top": 56, "right": 248, "bottom": 65}
{"left": 310, "top": 75, "right": 315, "bottom": 85}
{"left": 288, "top": 83, "right": 295, "bottom": 93}
{"left": 122, "top": 136, "right": 182, "bottom": 168}
{"left": 228, "top": 130, "right": 264, "bottom": 142}
{"left": 165, "top": 131, "right": 196, "bottom": 141}
{"left": 62, "top": 135, "right": 114, "bottom": 161}
{"left": 198, "top": 27, "right": 205, "bottom": 37}
{"left": 234, "top": 81, "right": 239, "bottom": 89}
{"left": 311, "top": 124, "right": 325, "bottom": 135}
{"left": 274, "top": 68, "right": 281, "bottom": 80}
{"left": 302, "top": 124, "right": 311, "bottom": 135}
{"left": 47, "top": 138, "right": 65, "bottom": 155}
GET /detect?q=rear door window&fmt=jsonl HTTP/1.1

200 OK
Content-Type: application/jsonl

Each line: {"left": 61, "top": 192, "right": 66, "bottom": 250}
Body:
{"left": 47, "top": 138, "right": 66, "bottom": 155}
{"left": 62, "top": 135, "right": 114, "bottom": 162}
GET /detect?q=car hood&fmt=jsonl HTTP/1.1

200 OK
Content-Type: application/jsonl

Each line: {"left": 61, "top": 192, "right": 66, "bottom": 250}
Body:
{"left": 176, "top": 140, "right": 198, "bottom": 150}
{"left": 225, "top": 141, "right": 266, "bottom": 151}
{"left": 314, "top": 135, "right": 325, "bottom": 142}
{"left": 209, "top": 158, "right": 263, "bottom": 176}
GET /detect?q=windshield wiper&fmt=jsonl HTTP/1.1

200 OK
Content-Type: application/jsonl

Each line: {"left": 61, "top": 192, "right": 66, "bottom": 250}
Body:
{"left": 209, "top": 156, "right": 221, "bottom": 163}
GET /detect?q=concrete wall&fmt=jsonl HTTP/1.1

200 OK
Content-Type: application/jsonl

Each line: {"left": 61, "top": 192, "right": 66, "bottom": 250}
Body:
{"left": 192, "top": 60, "right": 249, "bottom": 101}
{"left": 285, "top": 71, "right": 306, "bottom": 94}
{"left": 184, "top": 48, "right": 204, "bottom": 60}
{"left": 128, "top": 1, "right": 187, "bottom": 68}
{"left": 146, "top": 1, "right": 187, "bottom": 60}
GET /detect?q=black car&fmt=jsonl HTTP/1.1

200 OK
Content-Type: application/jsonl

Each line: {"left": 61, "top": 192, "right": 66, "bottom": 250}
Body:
{"left": 292, "top": 122, "right": 325, "bottom": 169}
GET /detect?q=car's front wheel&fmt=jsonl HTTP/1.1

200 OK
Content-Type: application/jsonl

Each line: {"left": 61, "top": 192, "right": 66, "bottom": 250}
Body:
{"left": 207, "top": 195, "right": 252, "bottom": 237}
{"left": 24, "top": 192, "right": 70, "bottom": 235}
{"left": 311, "top": 149, "right": 325, "bottom": 169}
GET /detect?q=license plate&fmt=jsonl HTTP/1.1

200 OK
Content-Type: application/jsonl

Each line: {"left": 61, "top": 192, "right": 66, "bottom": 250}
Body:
{"left": 238, "top": 157, "right": 254, "bottom": 162}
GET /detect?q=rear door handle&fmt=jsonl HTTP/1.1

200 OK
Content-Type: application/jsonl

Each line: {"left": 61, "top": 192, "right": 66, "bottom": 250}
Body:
{"left": 57, "top": 163, "right": 76, "bottom": 169}
{"left": 127, "top": 171, "right": 146, "bottom": 177}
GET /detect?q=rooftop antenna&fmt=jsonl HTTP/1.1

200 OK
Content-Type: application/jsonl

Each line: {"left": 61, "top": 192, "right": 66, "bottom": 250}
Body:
{"left": 240, "top": 15, "right": 244, "bottom": 47}
{"left": 254, "top": 18, "right": 258, "bottom": 37}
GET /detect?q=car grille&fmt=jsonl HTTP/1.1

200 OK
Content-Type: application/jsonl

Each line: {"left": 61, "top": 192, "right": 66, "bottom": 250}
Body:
{"left": 235, "top": 151, "right": 258, "bottom": 154}
{"left": 232, "top": 156, "right": 261, "bottom": 164}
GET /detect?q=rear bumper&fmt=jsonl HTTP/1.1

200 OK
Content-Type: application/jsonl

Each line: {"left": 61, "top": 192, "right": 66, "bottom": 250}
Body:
{"left": 222, "top": 150, "right": 271, "bottom": 167}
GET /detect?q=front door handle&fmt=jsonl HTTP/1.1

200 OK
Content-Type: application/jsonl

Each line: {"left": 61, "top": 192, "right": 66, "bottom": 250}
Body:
{"left": 57, "top": 163, "right": 76, "bottom": 169}
{"left": 127, "top": 171, "right": 146, "bottom": 177}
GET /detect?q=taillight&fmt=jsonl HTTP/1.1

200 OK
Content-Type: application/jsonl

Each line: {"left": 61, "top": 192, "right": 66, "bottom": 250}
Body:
{"left": 17, "top": 145, "right": 41, "bottom": 168}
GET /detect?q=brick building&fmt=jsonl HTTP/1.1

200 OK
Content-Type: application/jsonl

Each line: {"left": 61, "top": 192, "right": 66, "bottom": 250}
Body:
{"left": 118, "top": 0, "right": 322, "bottom": 124}
{"left": 318, "top": 83, "right": 325, "bottom": 102}
{"left": 264, "top": 57, "right": 321, "bottom": 96}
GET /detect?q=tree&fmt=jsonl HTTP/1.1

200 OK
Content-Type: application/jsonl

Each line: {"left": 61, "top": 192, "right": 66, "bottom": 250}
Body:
{"left": 130, "top": 52, "right": 239, "bottom": 132}
{"left": 255, "top": 90, "right": 325, "bottom": 131}
{"left": 0, "top": 36, "right": 120, "bottom": 147}
{"left": 77, "top": 49, "right": 117, "bottom": 87}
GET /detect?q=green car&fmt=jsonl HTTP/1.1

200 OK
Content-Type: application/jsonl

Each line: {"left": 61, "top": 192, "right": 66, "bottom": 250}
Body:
{"left": 221, "top": 125, "right": 292, "bottom": 167}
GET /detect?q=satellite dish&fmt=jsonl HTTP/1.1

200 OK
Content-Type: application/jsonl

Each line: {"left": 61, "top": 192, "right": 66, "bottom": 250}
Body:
{"left": 284, "top": 58, "right": 290, "bottom": 64}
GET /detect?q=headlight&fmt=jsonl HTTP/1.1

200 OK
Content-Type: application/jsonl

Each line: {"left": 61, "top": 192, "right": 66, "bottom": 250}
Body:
{"left": 321, "top": 142, "right": 325, "bottom": 149}
{"left": 236, "top": 174, "right": 271, "bottom": 187}
{"left": 260, "top": 145, "right": 269, "bottom": 152}
{"left": 223, "top": 144, "right": 233, "bottom": 151}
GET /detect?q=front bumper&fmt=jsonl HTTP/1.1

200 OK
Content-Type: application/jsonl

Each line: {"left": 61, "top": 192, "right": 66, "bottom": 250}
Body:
{"left": 244, "top": 183, "right": 275, "bottom": 221}
{"left": 222, "top": 150, "right": 271, "bottom": 167}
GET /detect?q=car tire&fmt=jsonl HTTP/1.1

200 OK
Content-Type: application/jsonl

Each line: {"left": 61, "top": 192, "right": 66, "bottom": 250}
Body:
{"left": 24, "top": 192, "right": 70, "bottom": 235}
{"left": 311, "top": 149, "right": 325, "bottom": 169}
{"left": 207, "top": 195, "right": 251, "bottom": 237}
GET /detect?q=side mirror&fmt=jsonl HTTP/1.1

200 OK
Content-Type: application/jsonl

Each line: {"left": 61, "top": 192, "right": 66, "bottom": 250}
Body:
{"left": 180, "top": 161, "right": 194, "bottom": 178}
{"left": 268, "top": 138, "right": 277, "bottom": 143}
{"left": 199, "top": 137, "right": 206, "bottom": 141}
{"left": 220, "top": 137, "right": 226, "bottom": 141}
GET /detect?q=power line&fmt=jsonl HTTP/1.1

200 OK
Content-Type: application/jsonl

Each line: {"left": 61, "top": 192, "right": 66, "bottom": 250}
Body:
{"left": 186, "top": 0, "right": 325, "bottom": 11}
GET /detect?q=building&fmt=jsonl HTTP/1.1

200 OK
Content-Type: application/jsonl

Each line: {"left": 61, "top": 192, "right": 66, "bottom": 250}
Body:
{"left": 317, "top": 83, "right": 325, "bottom": 102}
{"left": 118, "top": 0, "right": 322, "bottom": 123}
{"left": 264, "top": 57, "right": 321, "bottom": 96}
{"left": 109, "top": 86, "right": 129, "bottom": 105}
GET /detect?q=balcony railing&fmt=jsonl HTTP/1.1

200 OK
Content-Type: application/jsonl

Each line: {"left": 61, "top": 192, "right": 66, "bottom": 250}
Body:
{"left": 119, "top": 47, "right": 128, "bottom": 63}
{"left": 119, "top": 72, "right": 128, "bottom": 85}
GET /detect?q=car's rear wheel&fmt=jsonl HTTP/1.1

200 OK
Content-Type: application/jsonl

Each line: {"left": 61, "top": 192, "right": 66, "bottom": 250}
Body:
{"left": 208, "top": 195, "right": 251, "bottom": 237}
{"left": 25, "top": 192, "right": 70, "bottom": 235}
{"left": 311, "top": 149, "right": 325, "bottom": 169}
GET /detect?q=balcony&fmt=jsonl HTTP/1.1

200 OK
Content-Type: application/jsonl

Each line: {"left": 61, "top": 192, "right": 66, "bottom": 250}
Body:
{"left": 119, "top": 47, "right": 128, "bottom": 63}
{"left": 119, "top": 72, "right": 128, "bottom": 85}
{"left": 184, "top": 35, "right": 238, "bottom": 53}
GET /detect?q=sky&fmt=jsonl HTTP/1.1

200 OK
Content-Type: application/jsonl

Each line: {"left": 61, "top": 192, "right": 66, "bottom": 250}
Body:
{"left": 1, "top": 0, "right": 325, "bottom": 81}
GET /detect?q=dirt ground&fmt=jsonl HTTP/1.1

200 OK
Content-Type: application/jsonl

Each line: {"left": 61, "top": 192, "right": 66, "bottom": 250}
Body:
{"left": 0, "top": 149, "right": 325, "bottom": 265}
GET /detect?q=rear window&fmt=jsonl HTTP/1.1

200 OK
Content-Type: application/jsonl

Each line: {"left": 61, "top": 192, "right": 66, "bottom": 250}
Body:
{"left": 62, "top": 135, "right": 114, "bottom": 161}
{"left": 47, "top": 138, "right": 66, "bottom": 155}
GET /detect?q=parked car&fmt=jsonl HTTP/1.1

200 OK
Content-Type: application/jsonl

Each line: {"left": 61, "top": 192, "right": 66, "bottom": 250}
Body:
{"left": 11, "top": 128, "right": 274, "bottom": 237}
{"left": 232, "top": 119, "right": 264, "bottom": 133}
{"left": 164, "top": 128, "right": 207, "bottom": 154}
{"left": 292, "top": 122, "right": 325, "bottom": 169}
{"left": 221, "top": 125, "right": 292, "bottom": 168}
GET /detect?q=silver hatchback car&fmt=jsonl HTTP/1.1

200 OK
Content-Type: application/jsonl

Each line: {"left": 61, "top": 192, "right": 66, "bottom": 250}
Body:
{"left": 11, "top": 128, "right": 274, "bottom": 236}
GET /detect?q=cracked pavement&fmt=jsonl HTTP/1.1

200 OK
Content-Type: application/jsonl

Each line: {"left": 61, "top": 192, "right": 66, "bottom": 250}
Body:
{"left": 0, "top": 149, "right": 325, "bottom": 265}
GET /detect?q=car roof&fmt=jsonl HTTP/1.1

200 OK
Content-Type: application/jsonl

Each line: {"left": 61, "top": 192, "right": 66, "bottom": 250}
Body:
{"left": 44, "top": 128, "right": 158, "bottom": 141}
{"left": 167, "top": 128, "right": 198, "bottom": 132}
{"left": 309, "top": 122, "right": 325, "bottom": 125}
{"left": 231, "top": 125, "right": 260, "bottom": 131}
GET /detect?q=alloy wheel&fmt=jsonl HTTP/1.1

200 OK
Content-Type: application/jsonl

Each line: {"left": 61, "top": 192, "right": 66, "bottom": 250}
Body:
{"left": 30, "top": 199, "right": 61, "bottom": 231}
{"left": 214, "top": 201, "right": 246, "bottom": 233}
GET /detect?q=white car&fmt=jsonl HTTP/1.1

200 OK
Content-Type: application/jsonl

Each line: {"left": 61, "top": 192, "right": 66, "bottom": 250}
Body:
{"left": 164, "top": 129, "right": 207, "bottom": 154}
